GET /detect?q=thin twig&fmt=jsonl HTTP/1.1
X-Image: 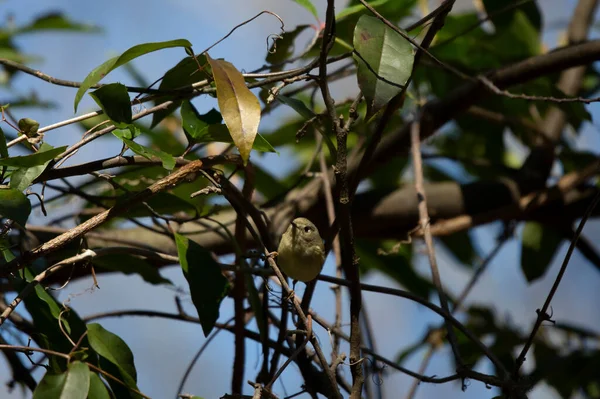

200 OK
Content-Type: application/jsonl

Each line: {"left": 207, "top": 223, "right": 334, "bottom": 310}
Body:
{"left": 514, "top": 189, "right": 600, "bottom": 376}
{"left": 410, "top": 113, "right": 464, "bottom": 370}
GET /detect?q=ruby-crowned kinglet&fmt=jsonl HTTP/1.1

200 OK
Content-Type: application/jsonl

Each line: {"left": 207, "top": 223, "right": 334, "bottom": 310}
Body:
{"left": 277, "top": 218, "right": 325, "bottom": 282}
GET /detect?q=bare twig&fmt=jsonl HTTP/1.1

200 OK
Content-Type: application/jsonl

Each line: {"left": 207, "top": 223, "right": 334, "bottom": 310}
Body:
{"left": 514, "top": 190, "right": 600, "bottom": 375}
{"left": 410, "top": 114, "right": 467, "bottom": 372}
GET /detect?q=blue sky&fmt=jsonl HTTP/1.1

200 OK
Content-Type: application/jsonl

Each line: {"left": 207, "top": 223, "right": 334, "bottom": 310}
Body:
{"left": 1, "top": 1, "right": 600, "bottom": 398}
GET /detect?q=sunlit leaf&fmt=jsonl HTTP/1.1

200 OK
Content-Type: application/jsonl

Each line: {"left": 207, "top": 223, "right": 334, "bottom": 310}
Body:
{"left": 206, "top": 54, "right": 261, "bottom": 165}
{"left": 33, "top": 361, "right": 90, "bottom": 399}
{"left": 89, "top": 83, "right": 132, "bottom": 127}
{"left": 0, "top": 146, "right": 67, "bottom": 167}
{"left": 74, "top": 39, "right": 193, "bottom": 112}
{"left": 0, "top": 186, "right": 31, "bottom": 226}
{"left": 88, "top": 372, "right": 112, "bottom": 399}
{"left": 353, "top": 15, "right": 414, "bottom": 119}
{"left": 113, "top": 129, "right": 176, "bottom": 170}
{"left": 10, "top": 143, "right": 61, "bottom": 191}
{"left": 87, "top": 323, "right": 138, "bottom": 390}
{"left": 521, "top": 222, "right": 563, "bottom": 282}
{"left": 174, "top": 233, "right": 230, "bottom": 336}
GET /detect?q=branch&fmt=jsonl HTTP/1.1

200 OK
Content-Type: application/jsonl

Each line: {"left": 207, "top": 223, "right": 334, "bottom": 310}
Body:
{"left": 0, "top": 161, "right": 205, "bottom": 277}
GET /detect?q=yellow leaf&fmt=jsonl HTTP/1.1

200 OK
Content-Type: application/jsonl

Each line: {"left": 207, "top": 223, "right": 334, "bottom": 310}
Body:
{"left": 206, "top": 54, "right": 261, "bottom": 165}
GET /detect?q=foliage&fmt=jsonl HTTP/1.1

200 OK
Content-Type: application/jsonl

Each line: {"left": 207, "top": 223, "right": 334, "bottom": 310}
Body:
{"left": 1, "top": 1, "right": 599, "bottom": 398}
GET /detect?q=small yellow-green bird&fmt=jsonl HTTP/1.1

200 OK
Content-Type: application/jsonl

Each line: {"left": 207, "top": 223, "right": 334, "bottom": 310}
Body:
{"left": 277, "top": 218, "right": 325, "bottom": 283}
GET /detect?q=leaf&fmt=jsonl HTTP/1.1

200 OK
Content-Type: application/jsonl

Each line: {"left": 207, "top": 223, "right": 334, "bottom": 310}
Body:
{"left": 206, "top": 54, "right": 261, "bottom": 165}
{"left": 10, "top": 143, "right": 62, "bottom": 191}
{"left": 18, "top": 13, "right": 100, "bottom": 34}
{"left": 277, "top": 95, "right": 315, "bottom": 119}
{"left": 18, "top": 268, "right": 89, "bottom": 371}
{"left": 87, "top": 323, "right": 138, "bottom": 389}
{"left": 89, "top": 83, "right": 132, "bottom": 127}
{"left": 180, "top": 101, "right": 276, "bottom": 153}
{"left": 266, "top": 25, "right": 311, "bottom": 70}
{"left": 33, "top": 361, "right": 90, "bottom": 399}
{"left": 438, "top": 231, "right": 477, "bottom": 267}
{"left": 482, "top": 0, "right": 542, "bottom": 31}
{"left": 88, "top": 372, "right": 112, "bottom": 399}
{"left": 292, "top": 0, "right": 319, "bottom": 19}
{"left": 254, "top": 164, "right": 288, "bottom": 199}
{"left": 174, "top": 233, "right": 230, "bottom": 336}
{"left": 180, "top": 101, "right": 222, "bottom": 140}
{"left": 112, "top": 129, "right": 176, "bottom": 170}
{"left": 92, "top": 254, "right": 172, "bottom": 285}
{"left": 276, "top": 95, "right": 337, "bottom": 157}
{"left": 0, "top": 187, "right": 31, "bottom": 227}
{"left": 74, "top": 39, "right": 192, "bottom": 112}
{"left": 151, "top": 54, "right": 208, "bottom": 128}
{"left": 0, "top": 145, "right": 67, "bottom": 167}
{"left": 521, "top": 222, "right": 563, "bottom": 282}
{"left": 353, "top": 15, "right": 414, "bottom": 119}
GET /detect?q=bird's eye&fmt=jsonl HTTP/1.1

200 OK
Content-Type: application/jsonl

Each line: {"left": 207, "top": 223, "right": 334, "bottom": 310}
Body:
{"left": 304, "top": 226, "right": 312, "bottom": 233}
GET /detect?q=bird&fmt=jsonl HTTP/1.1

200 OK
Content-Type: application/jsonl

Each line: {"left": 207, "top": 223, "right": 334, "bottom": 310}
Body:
{"left": 276, "top": 217, "right": 325, "bottom": 283}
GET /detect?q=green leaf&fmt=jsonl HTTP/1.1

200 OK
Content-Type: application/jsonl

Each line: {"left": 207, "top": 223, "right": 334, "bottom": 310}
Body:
{"left": 180, "top": 101, "right": 222, "bottom": 140}
{"left": 18, "top": 269, "right": 89, "bottom": 371}
{"left": 521, "top": 222, "right": 563, "bottom": 282}
{"left": 87, "top": 323, "right": 138, "bottom": 389}
{"left": 438, "top": 231, "right": 476, "bottom": 267}
{"left": 0, "top": 187, "right": 31, "bottom": 227}
{"left": 112, "top": 129, "right": 176, "bottom": 170}
{"left": 206, "top": 54, "right": 261, "bottom": 165}
{"left": 0, "top": 145, "right": 67, "bottom": 168}
{"left": 150, "top": 54, "right": 208, "bottom": 128}
{"left": 276, "top": 95, "right": 337, "bottom": 157}
{"left": 266, "top": 25, "right": 311, "bottom": 71}
{"left": 292, "top": 0, "right": 319, "bottom": 19}
{"left": 92, "top": 253, "right": 172, "bottom": 285}
{"left": 482, "top": 0, "right": 542, "bottom": 31}
{"left": 88, "top": 373, "right": 112, "bottom": 399}
{"left": 18, "top": 13, "right": 100, "bottom": 34}
{"left": 353, "top": 15, "right": 414, "bottom": 119}
{"left": 180, "top": 101, "right": 276, "bottom": 153}
{"left": 254, "top": 164, "right": 288, "bottom": 199}
{"left": 74, "top": 39, "right": 193, "bottom": 112}
{"left": 89, "top": 83, "right": 132, "bottom": 127}
{"left": 10, "top": 143, "right": 61, "bottom": 191}
{"left": 277, "top": 95, "right": 315, "bottom": 119}
{"left": 174, "top": 233, "right": 230, "bottom": 336}
{"left": 33, "top": 362, "right": 90, "bottom": 399}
